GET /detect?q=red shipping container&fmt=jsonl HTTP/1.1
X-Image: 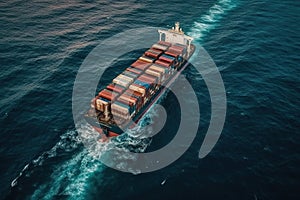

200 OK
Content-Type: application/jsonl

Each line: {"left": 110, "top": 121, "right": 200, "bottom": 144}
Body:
{"left": 144, "top": 51, "right": 159, "bottom": 59}
{"left": 149, "top": 48, "right": 163, "bottom": 54}
{"left": 158, "top": 41, "right": 172, "bottom": 47}
{"left": 159, "top": 56, "right": 173, "bottom": 63}
{"left": 165, "top": 51, "right": 179, "bottom": 58}
{"left": 98, "top": 89, "right": 119, "bottom": 101}
{"left": 107, "top": 84, "right": 124, "bottom": 94}
{"left": 126, "top": 67, "right": 143, "bottom": 75}
{"left": 155, "top": 60, "right": 171, "bottom": 68}
{"left": 131, "top": 60, "right": 150, "bottom": 71}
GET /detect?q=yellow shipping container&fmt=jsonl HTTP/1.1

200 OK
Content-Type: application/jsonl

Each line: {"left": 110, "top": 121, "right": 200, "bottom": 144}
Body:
{"left": 139, "top": 56, "right": 153, "bottom": 63}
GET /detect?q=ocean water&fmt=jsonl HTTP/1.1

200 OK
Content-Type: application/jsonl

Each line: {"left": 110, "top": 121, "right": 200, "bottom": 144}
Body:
{"left": 1, "top": 0, "right": 299, "bottom": 199}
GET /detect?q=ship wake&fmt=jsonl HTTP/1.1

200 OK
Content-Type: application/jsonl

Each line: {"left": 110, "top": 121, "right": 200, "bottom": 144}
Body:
{"left": 188, "top": 0, "right": 237, "bottom": 42}
{"left": 9, "top": 107, "right": 157, "bottom": 199}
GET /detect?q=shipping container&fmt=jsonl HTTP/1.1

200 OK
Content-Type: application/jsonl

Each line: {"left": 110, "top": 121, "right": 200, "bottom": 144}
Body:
{"left": 129, "top": 84, "right": 147, "bottom": 96}
{"left": 124, "top": 89, "right": 143, "bottom": 107}
{"left": 122, "top": 71, "right": 139, "bottom": 79}
{"left": 139, "top": 56, "right": 155, "bottom": 63}
{"left": 95, "top": 98, "right": 109, "bottom": 112}
{"left": 119, "top": 94, "right": 137, "bottom": 106}
{"left": 131, "top": 60, "right": 151, "bottom": 71}
{"left": 170, "top": 45, "right": 186, "bottom": 51}
{"left": 114, "top": 99, "right": 135, "bottom": 115}
{"left": 144, "top": 48, "right": 163, "bottom": 59}
{"left": 126, "top": 67, "right": 143, "bottom": 75}
{"left": 162, "top": 54, "right": 176, "bottom": 60}
{"left": 112, "top": 77, "right": 131, "bottom": 88}
{"left": 144, "top": 51, "right": 159, "bottom": 59}
{"left": 98, "top": 89, "right": 119, "bottom": 102}
{"left": 106, "top": 83, "right": 125, "bottom": 94}
{"left": 158, "top": 40, "right": 172, "bottom": 47}
{"left": 168, "top": 46, "right": 183, "bottom": 54}
{"left": 152, "top": 44, "right": 168, "bottom": 51}
{"left": 134, "top": 79, "right": 151, "bottom": 90}
{"left": 149, "top": 64, "right": 168, "bottom": 74}
{"left": 145, "top": 69, "right": 162, "bottom": 82}
{"left": 149, "top": 48, "right": 163, "bottom": 54}
{"left": 158, "top": 56, "right": 173, "bottom": 63}
{"left": 155, "top": 59, "right": 172, "bottom": 68}
{"left": 117, "top": 74, "right": 134, "bottom": 83}
{"left": 165, "top": 50, "right": 180, "bottom": 58}
{"left": 111, "top": 102, "right": 130, "bottom": 115}
{"left": 139, "top": 74, "right": 157, "bottom": 84}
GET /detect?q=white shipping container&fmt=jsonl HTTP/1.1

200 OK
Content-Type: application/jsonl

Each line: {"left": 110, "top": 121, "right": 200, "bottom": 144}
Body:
{"left": 149, "top": 65, "right": 166, "bottom": 74}
{"left": 113, "top": 77, "right": 130, "bottom": 88}
{"left": 145, "top": 69, "right": 162, "bottom": 82}
{"left": 111, "top": 103, "right": 129, "bottom": 115}
{"left": 129, "top": 84, "right": 146, "bottom": 96}
{"left": 117, "top": 74, "right": 134, "bottom": 83}
{"left": 152, "top": 44, "right": 168, "bottom": 51}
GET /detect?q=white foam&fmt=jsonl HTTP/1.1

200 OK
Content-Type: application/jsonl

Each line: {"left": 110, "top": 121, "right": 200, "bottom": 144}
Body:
{"left": 30, "top": 112, "right": 156, "bottom": 199}
{"left": 188, "top": 0, "right": 237, "bottom": 42}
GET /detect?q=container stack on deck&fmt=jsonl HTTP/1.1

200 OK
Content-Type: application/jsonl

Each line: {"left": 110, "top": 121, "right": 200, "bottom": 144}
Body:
{"left": 92, "top": 41, "right": 188, "bottom": 124}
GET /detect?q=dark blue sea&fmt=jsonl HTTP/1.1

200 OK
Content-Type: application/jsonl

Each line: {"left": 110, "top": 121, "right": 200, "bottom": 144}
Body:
{"left": 1, "top": 0, "right": 299, "bottom": 199}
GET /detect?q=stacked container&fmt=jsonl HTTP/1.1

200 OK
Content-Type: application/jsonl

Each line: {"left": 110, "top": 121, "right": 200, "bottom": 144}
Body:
{"left": 145, "top": 68, "right": 163, "bottom": 84}
{"left": 152, "top": 43, "right": 168, "bottom": 51}
{"left": 158, "top": 54, "right": 176, "bottom": 64}
{"left": 113, "top": 74, "right": 134, "bottom": 88}
{"left": 91, "top": 40, "right": 190, "bottom": 124}
{"left": 111, "top": 92, "right": 139, "bottom": 120}
{"left": 126, "top": 67, "right": 143, "bottom": 75}
{"left": 106, "top": 83, "right": 125, "bottom": 94}
{"left": 124, "top": 89, "right": 144, "bottom": 112}
{"left": 122, "top": 70, "right": 139, "bottom": 80}
{"left": 98, "top": 89, "right": 119, "bottom": 102}
{"left": 144, "top": 48, "right": 163, "bottom": 59}
{"left": 96, "top": 89, "right": 120, "bottom": 121}
{"left": 111, "top": 101, "right": 132, "bottom": 120}
{"left": 167, "top": 44, "right": 187, "bottom": 57}
{"left": 129, "top": 83, "right": 147, "bottom": 97}
{"left": 148, "top": 64, "right": 168, "bottom": 82}
{"left": 155, "top": 59, "right": 172, "bottom": 68}
{"left": 158, "top": 41, "right": 172, "bottom": 47}
{"left": 139, "top": 56, "right": 155, "bottom": 63}
{"left": 131, "top": 60, "right": 151, "bottom": 71}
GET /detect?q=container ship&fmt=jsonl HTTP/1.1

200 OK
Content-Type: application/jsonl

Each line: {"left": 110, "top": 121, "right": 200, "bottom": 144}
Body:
{"left": 84, "top": 22, "right": 195, "bottom": 140}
